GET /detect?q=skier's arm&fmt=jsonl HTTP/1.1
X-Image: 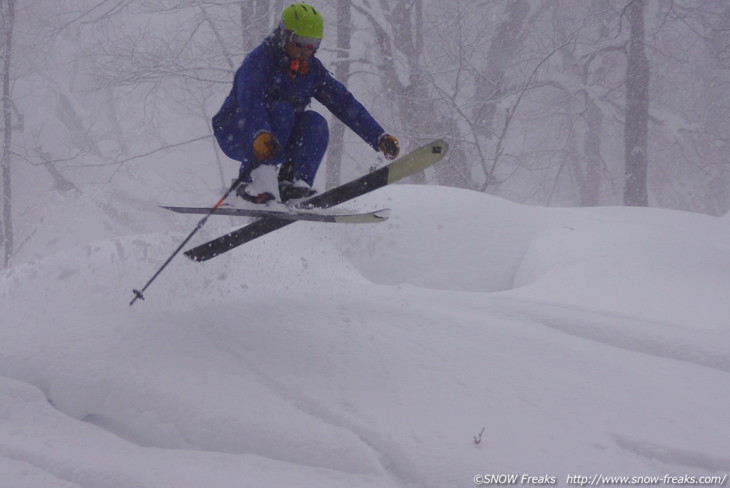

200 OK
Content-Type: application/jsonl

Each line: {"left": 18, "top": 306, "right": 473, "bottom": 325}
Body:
{"left": 235, "top": 49, "right": 273, "bottom": 138}
{"left": 314, "top": 64, "right": 385, "bottom": 151}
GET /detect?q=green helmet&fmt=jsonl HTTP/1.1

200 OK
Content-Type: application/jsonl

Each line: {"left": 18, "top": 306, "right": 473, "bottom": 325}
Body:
{"left": 281, "top": 3, "right": 324, "bottom": 40}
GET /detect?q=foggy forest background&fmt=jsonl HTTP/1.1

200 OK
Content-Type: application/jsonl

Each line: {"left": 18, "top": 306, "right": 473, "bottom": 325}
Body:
{"left": 1, "top": 0, "right": 729, "bottom": 268}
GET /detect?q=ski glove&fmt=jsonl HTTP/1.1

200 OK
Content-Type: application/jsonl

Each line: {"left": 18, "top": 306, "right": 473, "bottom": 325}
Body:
{"left": 378, "top": 134, "right": 400, "bottom": 160}
{"left": 253, "top": 131, "right": 282, "bottom": 161}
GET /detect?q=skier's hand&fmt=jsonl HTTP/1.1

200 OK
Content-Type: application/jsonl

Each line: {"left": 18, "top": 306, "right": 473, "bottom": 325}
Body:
{"left": 253, "top": 131, "right": 281, "bottom": 161}
{"left": 378, "top": 134, "right": 400, "bottom": 160}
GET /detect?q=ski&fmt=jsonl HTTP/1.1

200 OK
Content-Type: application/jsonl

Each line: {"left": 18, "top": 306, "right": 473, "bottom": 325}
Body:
{"left": 161, "top": 205, "right": 391, "bottom": 224}
{"left": 184, "top": 139, "right": 449, "bottom": 262}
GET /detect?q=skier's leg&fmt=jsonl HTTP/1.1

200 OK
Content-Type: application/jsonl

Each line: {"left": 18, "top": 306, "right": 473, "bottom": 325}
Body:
{"left": 236, "top": 102, "right": 298, "bottom": 203}
{"left": 238, "top": 101, "right": 297, "bottom": 181}
{"left": 282, "top": 110, "right": 329, "bottom": 186}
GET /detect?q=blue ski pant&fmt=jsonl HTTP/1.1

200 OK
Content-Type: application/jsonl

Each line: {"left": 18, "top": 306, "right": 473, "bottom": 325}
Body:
{"left": 215, "top": 101, "right": 329, "bottom": 186}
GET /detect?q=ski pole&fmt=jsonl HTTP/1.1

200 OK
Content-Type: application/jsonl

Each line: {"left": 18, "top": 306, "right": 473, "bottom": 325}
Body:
{"left": 130, "top": 176, "right": 243, "bottom": 307}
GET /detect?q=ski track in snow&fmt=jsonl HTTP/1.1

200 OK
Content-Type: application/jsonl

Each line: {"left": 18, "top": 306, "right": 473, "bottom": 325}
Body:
{"left": 2, "top": 185, "right": 730, "bottom": 487}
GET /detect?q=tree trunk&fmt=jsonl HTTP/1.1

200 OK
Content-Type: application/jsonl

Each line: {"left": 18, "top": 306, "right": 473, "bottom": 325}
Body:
{"left": 325, "top": 0, "right": 351, "bottom": 189}
{"left": 476, "top": 1, "right": 529, "bottom": 135}
{"left": 475, "top": 0, "right": 529, "bottom": 190}
{"left": 624, "top": 0, "right": 649, "bottom": 206}
{"left": 581, "top": 97, "right": 603, "bottom": 206}
{"left": 395, "top": 0, "right": 428, "bottom": 183}
{"left": 241, "top": 0, "right": 272, "bottom": 53}
{"left": 1, "top": 0, "right": 17, "bottom": 267}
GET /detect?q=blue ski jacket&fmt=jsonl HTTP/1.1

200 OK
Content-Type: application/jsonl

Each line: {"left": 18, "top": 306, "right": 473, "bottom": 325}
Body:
{"left": 213, "top": 32, "right": 385, "bottom": 163}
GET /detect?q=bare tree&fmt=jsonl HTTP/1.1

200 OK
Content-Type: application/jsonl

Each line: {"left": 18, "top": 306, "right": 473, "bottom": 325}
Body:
{"left": 473, "top": 1, "right": 529, "bottom": 152}
{"left": 1, "top": 0, "right": 17, "bottom": 267}
{"left": 241, "top": 0, "right": 276, "bottom": 53}
{"left": 355, "top": 0, "right": 460, "bottom": 185}
{"left": 324, "top": 0, "right": 352, "bottom": 188}
{"left": 623, "top": 0, "right": 649, "bottom": 206}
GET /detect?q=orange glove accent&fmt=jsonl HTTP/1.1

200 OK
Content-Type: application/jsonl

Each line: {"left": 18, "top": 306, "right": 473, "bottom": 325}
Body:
{"left": 378, "top": 134, "right": 400, "bottom": 160}
{"left": 252, "top": 132, "right": 281, "bottom": 161}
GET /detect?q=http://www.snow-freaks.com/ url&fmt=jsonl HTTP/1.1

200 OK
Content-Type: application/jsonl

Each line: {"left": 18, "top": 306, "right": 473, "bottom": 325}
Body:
{"left": 473, "top": 473, "right": 728, "bottom": 486}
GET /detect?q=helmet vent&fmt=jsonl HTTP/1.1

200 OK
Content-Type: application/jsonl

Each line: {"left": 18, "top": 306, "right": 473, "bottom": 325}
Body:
{"left": 281, "top": 3, "right": 324, "bottom": 39}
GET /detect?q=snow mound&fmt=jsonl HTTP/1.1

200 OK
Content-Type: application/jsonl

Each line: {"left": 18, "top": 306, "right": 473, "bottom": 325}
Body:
{"left": 333, "top": 185, "right": 730, "bottom": 328}
{"left": 331, "top": 185, "right": 548, "bottom": 292}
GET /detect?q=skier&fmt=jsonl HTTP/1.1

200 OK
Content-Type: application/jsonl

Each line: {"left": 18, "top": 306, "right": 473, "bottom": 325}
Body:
{"left": 212, "top": 3, "right": 400, "bottom": 204}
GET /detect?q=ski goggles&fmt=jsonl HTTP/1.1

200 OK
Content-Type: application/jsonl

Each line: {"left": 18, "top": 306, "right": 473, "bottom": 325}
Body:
{"left": 287, "top": 31, "right": 321, "bottom": 51}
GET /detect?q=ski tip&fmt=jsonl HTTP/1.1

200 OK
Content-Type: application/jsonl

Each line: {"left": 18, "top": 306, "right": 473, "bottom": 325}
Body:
{"left": 430, "top": 139, "right": 449, "bottom": 155}
{"left": 183, "top": 249, "right": 209, "bottom": 263}
{"left": 159, "top": 205, "right": 179, "bottom": 212}
{"left": 374, "top": 208, "right": 391, "bottom": 220}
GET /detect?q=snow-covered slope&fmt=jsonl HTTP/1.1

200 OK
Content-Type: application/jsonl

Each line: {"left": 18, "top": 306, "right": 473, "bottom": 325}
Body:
{"left": 2, "top": 185, "right": 729, "bottom": 488}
